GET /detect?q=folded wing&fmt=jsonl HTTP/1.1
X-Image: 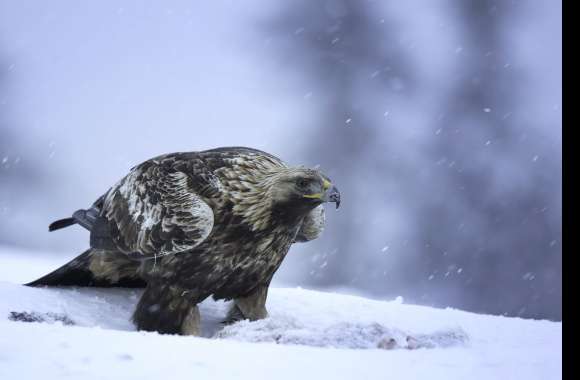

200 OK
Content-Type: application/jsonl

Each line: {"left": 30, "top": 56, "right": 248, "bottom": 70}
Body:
{"left": 101, "top": 164, "right": 215, "bottom": 259}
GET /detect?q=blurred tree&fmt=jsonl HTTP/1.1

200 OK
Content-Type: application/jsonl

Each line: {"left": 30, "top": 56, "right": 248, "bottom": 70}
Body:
{"left": 0, "top": 52, "right": 40, "bottom": 245}
{"left": 265, "top": 0, "right": 561, "bottom": 320}
{"left": 415, "top": 1, "right": 562, "bottom": 320}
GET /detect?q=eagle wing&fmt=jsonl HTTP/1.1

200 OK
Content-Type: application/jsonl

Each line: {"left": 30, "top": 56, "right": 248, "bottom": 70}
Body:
{"left": 294, "top": 205, "right": 325, "bottom": 243}
{"left": 100, "top": 161, "right": 215, "bottom": 259}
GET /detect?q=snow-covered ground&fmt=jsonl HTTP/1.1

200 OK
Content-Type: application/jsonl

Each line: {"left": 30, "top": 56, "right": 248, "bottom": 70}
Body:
{"left": 0, "top": 246, "right": 562, "bottom": 380}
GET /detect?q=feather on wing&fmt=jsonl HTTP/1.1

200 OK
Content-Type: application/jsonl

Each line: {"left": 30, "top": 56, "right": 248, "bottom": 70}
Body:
{"left": 102, "top": 162, "right": 214, "bottom": 259}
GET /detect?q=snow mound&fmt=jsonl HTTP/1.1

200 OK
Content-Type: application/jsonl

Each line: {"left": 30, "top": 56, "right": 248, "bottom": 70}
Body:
{"left": 1, "top": 282, "right": 467, "bottom": 350}
{"left": 0, "top": 247, "right": 563, "bottom": 380}
{"left": 217, "top": 316, "right": 468, "bottom": 350}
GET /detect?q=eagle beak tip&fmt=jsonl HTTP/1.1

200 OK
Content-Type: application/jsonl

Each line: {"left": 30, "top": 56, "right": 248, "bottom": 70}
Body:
{"left": 326, "top": 185, "right": 341, "bottom": 209}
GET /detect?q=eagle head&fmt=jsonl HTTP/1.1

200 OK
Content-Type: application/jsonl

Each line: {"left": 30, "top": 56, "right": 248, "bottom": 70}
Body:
{"left": 267, "top": 168, "right": 341, "bottom": 213}
{"left": 225, "top": 159, "right": 340, "bottom": 230}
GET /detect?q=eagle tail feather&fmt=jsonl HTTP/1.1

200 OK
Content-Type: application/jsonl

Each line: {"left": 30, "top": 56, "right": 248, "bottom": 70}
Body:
{"left": 49, "top": 206, "right": 101, "bottom": 232}
{"left": 25, "top": 249, "right": 146, "bottom": 288}
{"left": 26, "top": 249, "right": 95, "bottom": 287}
{"left": 48, "top": 217, "right": 76, "bottom": 232}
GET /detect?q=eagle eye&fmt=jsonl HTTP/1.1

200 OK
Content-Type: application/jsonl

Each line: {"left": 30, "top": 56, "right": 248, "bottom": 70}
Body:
{"left": 296, "top": 178, "right": 309, "bottom": 188}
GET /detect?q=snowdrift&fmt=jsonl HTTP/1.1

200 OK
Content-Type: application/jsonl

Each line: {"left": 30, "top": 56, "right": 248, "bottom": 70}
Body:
{"left": 0, "top": 247, "right": 562, "bottom": 380}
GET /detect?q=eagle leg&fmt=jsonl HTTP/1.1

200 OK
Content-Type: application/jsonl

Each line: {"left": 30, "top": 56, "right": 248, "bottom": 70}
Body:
{"left": 224, "top": 285, "right": 269, "bottom": 323}
{"left": 132, "top": 282, "right": 204, "bottom": 336}
{"left": 180, "top": 304, "right": 201, "bottom": 336}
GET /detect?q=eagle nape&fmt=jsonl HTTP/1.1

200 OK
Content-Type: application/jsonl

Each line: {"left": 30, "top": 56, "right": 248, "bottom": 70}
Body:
{"left": 28, "top": 147, "right": 341, "bottom": 336}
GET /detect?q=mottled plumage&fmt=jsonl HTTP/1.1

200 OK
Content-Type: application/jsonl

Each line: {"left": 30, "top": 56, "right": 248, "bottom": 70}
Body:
{"left": 28, "top": 147, "right": 340, "bottom": 335}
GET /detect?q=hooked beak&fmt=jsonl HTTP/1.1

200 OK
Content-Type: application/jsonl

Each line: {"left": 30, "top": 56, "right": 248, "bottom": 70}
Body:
{"left": 303, "top": 180, "right": 341, "bottom": 209}
{"left": 323, "top": 185, "right": 341, "bottom": 209}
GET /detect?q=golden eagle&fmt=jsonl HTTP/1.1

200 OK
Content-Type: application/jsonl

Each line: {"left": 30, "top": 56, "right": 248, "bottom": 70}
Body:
{"left": 28, "top": 147, "right": 340, "bottom": 335}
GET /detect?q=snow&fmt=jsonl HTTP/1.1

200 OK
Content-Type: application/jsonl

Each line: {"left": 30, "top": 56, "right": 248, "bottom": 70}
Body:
{"left": 0, "top": 246, "right": 562, "bottom": 380}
